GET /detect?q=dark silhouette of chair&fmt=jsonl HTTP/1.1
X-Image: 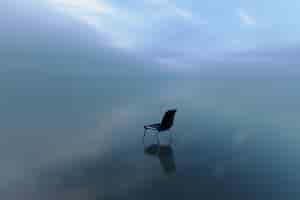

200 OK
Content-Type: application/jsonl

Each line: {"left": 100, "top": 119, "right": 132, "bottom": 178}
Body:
{"left": 143, "top": 109, "right": 177, "bottom": 144}
{"left": 144, "top": 144, "right": 176, "bottom": 174}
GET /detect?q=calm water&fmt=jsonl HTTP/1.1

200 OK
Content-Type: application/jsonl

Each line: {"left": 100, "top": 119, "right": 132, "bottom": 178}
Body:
{"left": 1, "top": 65, "right": 300, "bottom": 200}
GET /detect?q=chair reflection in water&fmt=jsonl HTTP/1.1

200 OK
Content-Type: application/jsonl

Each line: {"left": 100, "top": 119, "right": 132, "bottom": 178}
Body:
{"left": 144, "top": 144, "right": 176, "bottom": 174}
{"left": 143, "top": 109, "right": 177, "bottom": 144}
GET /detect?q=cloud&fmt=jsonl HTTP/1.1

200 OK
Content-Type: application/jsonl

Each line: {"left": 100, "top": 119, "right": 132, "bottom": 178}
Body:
{"left": 174, "top": 6, "right": 193, "bottom": 20}
{"left": 49, "top": 0, "right": 139, "bottom": 49}
{"left": 48, "top": 0, "right": 207, "bottom": 53}
{"left": 146, "top": 0, "right": 196, "bottom": 21}
{"left": 237, "top": 8, "right": 256, "bottom": 26}
{"left": 51, "top": 0, "right": 114, "bottom": 15}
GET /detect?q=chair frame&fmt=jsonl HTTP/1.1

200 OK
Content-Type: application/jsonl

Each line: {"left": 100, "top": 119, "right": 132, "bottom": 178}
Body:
{"left": 143, "top": 129, "right": 173, "bottom": 144}
{"left": 143, "top": 109, "right": 176, "bottom": 144}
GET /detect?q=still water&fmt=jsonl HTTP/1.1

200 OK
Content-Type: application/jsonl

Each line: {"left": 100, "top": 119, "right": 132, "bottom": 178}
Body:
{"left": 1, "top": 66, "right": 300, "bottom": 200}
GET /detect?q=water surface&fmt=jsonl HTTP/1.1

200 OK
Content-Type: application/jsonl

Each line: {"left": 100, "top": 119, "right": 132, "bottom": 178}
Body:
{"left": 1, "top": 65, "right": 300, "bottom": 200}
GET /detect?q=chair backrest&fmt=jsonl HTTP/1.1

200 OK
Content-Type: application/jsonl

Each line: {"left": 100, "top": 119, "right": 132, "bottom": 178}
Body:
{"left": 160, "top": 109, "right": 177, "bottom": 131}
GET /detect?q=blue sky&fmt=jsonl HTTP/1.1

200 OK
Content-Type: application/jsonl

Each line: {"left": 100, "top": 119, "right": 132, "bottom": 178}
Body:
{"left": 2, "top": 0, "right": 300, "bottom": 69}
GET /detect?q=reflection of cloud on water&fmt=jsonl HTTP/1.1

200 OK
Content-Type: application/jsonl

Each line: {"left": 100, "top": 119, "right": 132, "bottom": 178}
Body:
{"left": 5, "top": 111, "right": 297, "bottom": 200}
{"left": 1, "top": 83, "right": 179, "bottom": 200}
{"left": 3, "top": 78, "right": 300, "bottom": 199}
{"left": 76, "top": 103, "right": 142, "bottom": 155}
{"left": 3, "top": 101, "right": 168, "bottom": 200}
{"left": 34, "top": 149, "right": 159, "bottom": 200}
{"left": 213, "top": 126, "right": 258, "bottom": 179}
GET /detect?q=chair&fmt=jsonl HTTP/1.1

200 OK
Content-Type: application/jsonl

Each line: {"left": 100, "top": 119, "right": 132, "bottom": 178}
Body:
{"left": 143, "top": 109, "right": 177, "bottom": 144}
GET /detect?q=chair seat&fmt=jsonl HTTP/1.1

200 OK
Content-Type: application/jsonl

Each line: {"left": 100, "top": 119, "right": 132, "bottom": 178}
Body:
{"left": 144, "top": 123, "right": 161, "bottom": 130}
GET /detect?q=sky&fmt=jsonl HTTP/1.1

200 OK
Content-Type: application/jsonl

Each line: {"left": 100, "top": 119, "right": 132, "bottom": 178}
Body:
{"left": 2, "top": 0, "right": 300, "bottom": 69}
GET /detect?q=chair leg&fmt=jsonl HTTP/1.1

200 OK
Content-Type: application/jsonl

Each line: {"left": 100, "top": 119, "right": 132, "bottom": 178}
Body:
{"left": 143, "top": 129, "right": 147, "bottom": 144}
{"left": 169, "top": 130, "right": 173, "bottom": 144}
{"left": 156, "top": 131, "right": 161, "bottom": 155}
{"left": 156, "top": 131, "right": 160, "bottom": 145}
